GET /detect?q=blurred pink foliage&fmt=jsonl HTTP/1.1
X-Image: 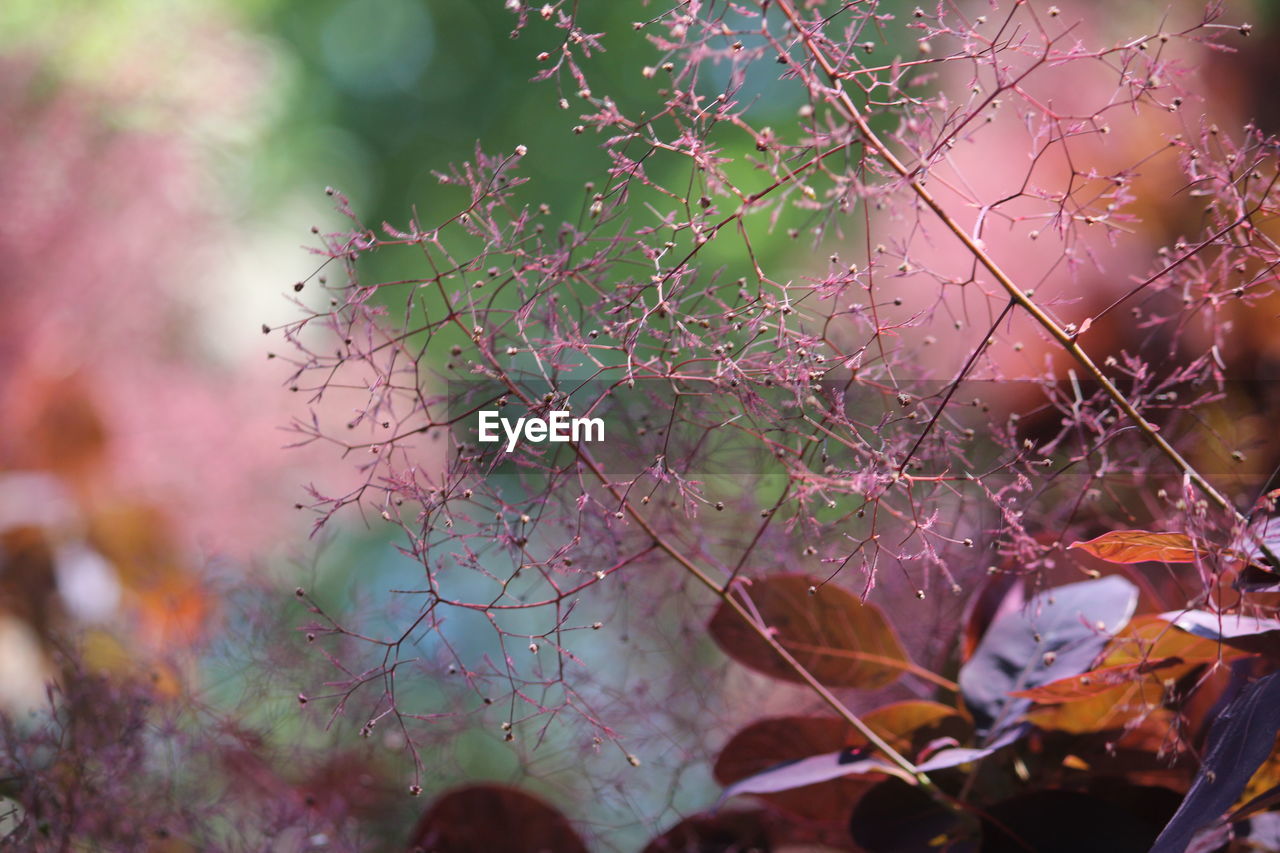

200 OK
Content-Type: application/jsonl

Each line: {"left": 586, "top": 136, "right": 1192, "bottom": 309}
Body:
{"left": 0, "top": 57, "right": 318, "bottom": 558}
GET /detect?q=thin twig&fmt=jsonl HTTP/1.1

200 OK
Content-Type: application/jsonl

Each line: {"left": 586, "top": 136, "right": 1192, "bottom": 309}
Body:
{"left": 775, "top": 0, "right": 1244, "bottom": 528}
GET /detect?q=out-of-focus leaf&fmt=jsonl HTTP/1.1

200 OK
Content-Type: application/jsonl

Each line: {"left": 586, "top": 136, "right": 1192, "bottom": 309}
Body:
{"left": 643, "top": 807, "right": 859, "bottom": 853}
{"left": 298, "top": 750, "right": 398, "bottom": 822}
{"left": 708, "top": 574, "right": 908, "bottom": 689}
{"left": 1159, "top": 610, "right": 1280, "bottom": 659}
{"left": 406, "top": 784, "right": 588, "bottom": 853}
{"left": 1069, "top": 530, "right": 1208, "bottom": 564}
{"left": 1030, "top": 714, "right": 1189, "bottom": 781}
{"left": 85, "top": 503, "right": 208, "bottom": 649}
{"left": 1151, "top": 671, "right": 1280, "bottom": 853}
{"left": 642, "top": 810, "right": 775, "bottom": 852}
{"left": 0, "top": 525, "right": 58, "bottom": 641}
{"left": 87, "top": 504, "right": 181, "bottom": 587}
{"left": 80, "top": 630, "right": 182, "bottom": 697}
{"left": 960, "top": 573, "right": 1024, "bottom": 664}
{"left": 11, "top": 374, "right": 109, "bottom": 479}
{"left": 958, "top": 575, "right": 1139, "bottom": 735}
{"left": 848, "top": 778, "right": 967, "bottom": 852}
{"left": 714, "top": 704, "right": 970, "bottom": 816}
{"left": 1088, "top": 782, "right": 1184, "bottom": 835}
{"left": 984, "top": 790, "right": 1169, "bottom": 853}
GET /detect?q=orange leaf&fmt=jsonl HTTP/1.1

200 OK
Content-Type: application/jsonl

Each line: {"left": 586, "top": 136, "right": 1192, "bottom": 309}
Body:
{"left": 1017, "top": 616, "right": 1245, "bottom": 715}
{"left": 1025, "top": 682, "right": 1169, "bottom": 734}
{"left": 1009, "top": 658, "right": 1184, "bottom": 704}
{"left": 1023, "top": 616, "right": 1249, "bottom": 734}
{"left": 1105, "top": 614, "right": 1245, "bottom": 666}
{"left": 1068, "top": 530, "right": 1207, "bottom": 564}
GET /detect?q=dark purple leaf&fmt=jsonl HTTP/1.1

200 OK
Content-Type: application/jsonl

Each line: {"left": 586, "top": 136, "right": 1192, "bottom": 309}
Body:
{"left": 643, "top": 810, "right": 775, "bottom": 853}
{"left": 984, "top": 790, "right": 1167, "bottom": 853}
{"left": 849, "top": 778, "right": 965, "bottom": 852}
{"left": 1150, "top": 671, "right": 1280, "bottom": 853}
{"left": 958, "top": 575, "right": 1139, "bottom": 735}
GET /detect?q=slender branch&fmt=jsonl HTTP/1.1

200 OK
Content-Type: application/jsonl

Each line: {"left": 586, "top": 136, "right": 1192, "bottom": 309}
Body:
{"left": 470, "top": 351, "right": 934, "bottom": 787}
{"left": 775, "top": 0, "right": 1244, "bottom": 526}
{"left": 573, "top": 422, "right": 933, "bottom": 783}
{"left": 594, "top": 466, "right": 935, "bottom": 787}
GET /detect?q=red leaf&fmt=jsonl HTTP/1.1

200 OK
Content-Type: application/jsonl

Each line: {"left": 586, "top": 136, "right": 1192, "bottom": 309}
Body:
{"left": 708, "top": 575, "right": 908, "bottom": 688}
{"left": 714, "top": 704, "right": 970, "bottom": 818}
{"left": 642, "top": 811, "right": 774, "bottom": 853}
{"left": 407, "top": 785, "right": 587, "bottom": 853}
